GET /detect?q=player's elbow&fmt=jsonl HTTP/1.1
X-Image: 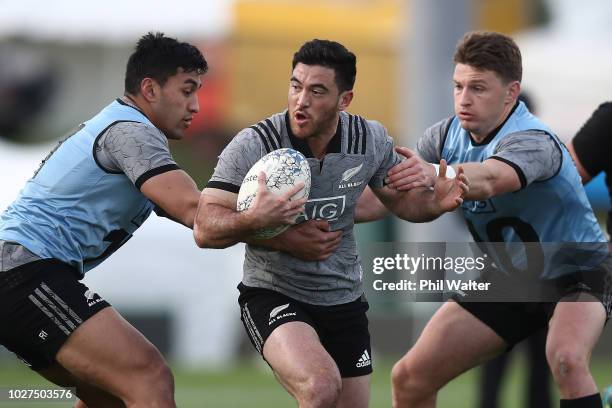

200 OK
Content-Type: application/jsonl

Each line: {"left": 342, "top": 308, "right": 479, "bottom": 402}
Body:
{"left": 193, "top": 225, "right": 224, "bottom": 248}
{"left": 193, "top": 226, "right": 208, "bottom": 248}
{"left": 479, "top": 182, "right": 497, "bottom": 199}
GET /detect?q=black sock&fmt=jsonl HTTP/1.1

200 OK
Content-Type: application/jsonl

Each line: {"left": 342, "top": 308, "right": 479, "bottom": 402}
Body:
{"left": 560, "top": 393, "right": 603, "bottom": 408}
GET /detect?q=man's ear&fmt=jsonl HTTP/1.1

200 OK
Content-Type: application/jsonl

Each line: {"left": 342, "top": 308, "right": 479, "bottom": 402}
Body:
{"left": 140, "top": 78, "right": 159, "bottom": 102}
{"left": 338, "top": 90, "right": 354, "bottom": 111}
{"left": 506, "top": 81, "right": 521, "bottom": 104}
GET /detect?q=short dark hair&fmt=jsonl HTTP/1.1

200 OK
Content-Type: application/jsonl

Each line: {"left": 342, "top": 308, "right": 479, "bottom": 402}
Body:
{"left": 125, "top": 32, "right": 208, "bottom": 95}
{"left": 292, "top": 39, "right": 356, "bottom": 92}
{"left": 453, "top": 31, "right": 522, "bottom": 83}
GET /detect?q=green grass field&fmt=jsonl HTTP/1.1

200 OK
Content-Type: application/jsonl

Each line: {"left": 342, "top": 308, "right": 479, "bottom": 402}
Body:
{"left": 1, "top": 356, "right": 611, "bottom": 407}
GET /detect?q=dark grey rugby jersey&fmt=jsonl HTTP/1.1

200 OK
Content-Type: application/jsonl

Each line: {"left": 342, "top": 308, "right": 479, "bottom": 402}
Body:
{"left": 208, "top": 110, "right": 401, "bottom": 305}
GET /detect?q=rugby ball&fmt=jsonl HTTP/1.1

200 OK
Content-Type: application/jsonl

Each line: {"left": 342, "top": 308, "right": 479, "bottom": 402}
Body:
{"left": 237, "top": 148, "right": 311, "bottom": 238}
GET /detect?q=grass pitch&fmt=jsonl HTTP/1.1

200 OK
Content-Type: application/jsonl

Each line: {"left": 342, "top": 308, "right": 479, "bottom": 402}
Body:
{"left": 1, "top": 356, "right": 611, "bottom": 407}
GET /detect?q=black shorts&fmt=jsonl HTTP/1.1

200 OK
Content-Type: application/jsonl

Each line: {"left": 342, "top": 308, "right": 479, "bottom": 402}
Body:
{"left": 454, "top": 265, "right": 612, "bottom": 348}
{"left": 0, "top": 259, "right": 110, "bottom": 370}
{"left": 238, "top": 283, "right": 372, "bottom": 377}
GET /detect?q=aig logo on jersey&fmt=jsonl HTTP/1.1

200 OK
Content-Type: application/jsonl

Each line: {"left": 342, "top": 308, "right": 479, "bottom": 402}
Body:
{"left": 339, "top": 163, "right": 364, "bottom": 189}
{"left": 462, "top": 199, "right": 496, "bottom": 214}
{"left": 297, "top": 196, "right": 346, "bottom": 222}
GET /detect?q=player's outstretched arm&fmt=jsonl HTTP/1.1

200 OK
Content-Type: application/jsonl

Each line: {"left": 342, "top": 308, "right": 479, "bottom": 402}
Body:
{"left": 386, "top": 150, "right": 521, "bottom": 201}
{"left": 385, "top": 146, "right": 437, "bottom": 190}
{"left": 140, "top": 169, "right": 200, "bottom": 228}
{"left": 449, "top": 159, "right": 520, "bottom": 200}
{"left": 372, "top": 160, "right": 469, "bottom": 222}
{"left": 193, "top": 173, "right": 306, "bottom": 248}
{"left": 354, "top": 186, "right": 389, "bottom": 223}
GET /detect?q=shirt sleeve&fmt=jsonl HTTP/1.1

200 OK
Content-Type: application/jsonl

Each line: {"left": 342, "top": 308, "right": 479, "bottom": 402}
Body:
{"left": 206, "top": 128, "right": 265, "bottom": 193}
{"left": 491, "top": 131, "right": 562, "bottom": 188}
{"left": 572, "top": 102, "right": 612, "bottom": 177}
{"left": 368, "top": 121, "right": 403, "bottom": 188}
{"left": 416, "top": 117, "right": 453, "bottom": 163}
{"left": 94, "top": 122, "right": 179, "bottom": 190}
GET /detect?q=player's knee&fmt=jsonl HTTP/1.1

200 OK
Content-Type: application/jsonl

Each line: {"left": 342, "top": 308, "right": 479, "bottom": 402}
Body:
{"left": 392, "top": 359, "right": 417, "bottom": 393}
{"left": 392, "top": 357, "right": 435, "bottom": 400}
{"left": 299, "top": 373, "right": 342, "bottom": 408}
{"left": 547, "top": 345, "right": 589, "bottom": 384}
{"left": 127, "top": 354, "right": 174, "bottom": 406}
{"left": 392, "top": 359, "right": 415, "bottom": 389}
{"left": 145, "top": 358, "right": 174, "bottom": 396}
{"left": 74, "top": 399, "right": 88, "bottom": 408}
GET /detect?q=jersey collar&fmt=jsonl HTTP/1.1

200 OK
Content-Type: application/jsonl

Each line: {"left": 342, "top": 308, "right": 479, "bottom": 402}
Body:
{"left": 285, "top": 111, "right": 342, "bottom": 158}
{"left": 116, "top": 97, "right": 150, "bottom": 121}
{"left": 468, "top": 101, "right": 520, "bottom": 146}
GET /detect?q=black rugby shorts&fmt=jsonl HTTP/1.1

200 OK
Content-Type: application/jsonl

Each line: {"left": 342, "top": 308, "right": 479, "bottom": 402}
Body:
{"left": 238, "top": 283, "right": 372, "bottom": 377}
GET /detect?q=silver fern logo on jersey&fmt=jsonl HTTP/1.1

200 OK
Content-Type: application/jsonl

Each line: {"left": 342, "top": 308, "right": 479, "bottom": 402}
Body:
{"left": 339, "top": 163, "right": 364, "bottom": 189}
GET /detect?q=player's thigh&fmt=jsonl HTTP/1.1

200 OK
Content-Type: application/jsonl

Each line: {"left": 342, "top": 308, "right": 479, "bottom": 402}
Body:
{"left": 238, "top": 284, "right": 341, "bottom": 392}
{"left": 263, "top": 321, "right": 340, "bottom": 394}
{"left": 37, "top": 362, "right": 125, "bottom": 408}
{"left": 547, "top": 293, "right": 606, "bottom": 358}
{"left": 400, "top": 301, "right": 507, "bottom": 385}
{"left": 0, "top": 259, "right": 111, "bottom": 370}
{"left": 56, "top": 307, "right": 171, "bottom": 399}
{"left": 337, "top": 375, "right": 370, "bottom": 408}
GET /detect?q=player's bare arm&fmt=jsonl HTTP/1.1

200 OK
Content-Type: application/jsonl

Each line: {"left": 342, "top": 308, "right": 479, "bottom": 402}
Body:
{"left": 193, "top": 173, "right": 306, "bottom": 248}
{"left": 387, "top": 150, "right": 518, "bottom": 201}
{"left": 194, "top": 185, "right": 340, "bottom": 260}
{"left": 139, "top": 169, "right": 200, "bottom": 228}
{"left": 449, "top": 159, "right": 520, "bottom": 200}
{"left": 372, "top": 160, "right": 468, "bottom": 222}
{"left": 354, "top": 186, "right": 389, "bottom": 223}
{"left": 386, "top": 146, "right": 437, "bottom": 190}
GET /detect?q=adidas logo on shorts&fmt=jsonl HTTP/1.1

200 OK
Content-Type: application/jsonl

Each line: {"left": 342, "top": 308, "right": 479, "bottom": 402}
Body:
{"left": 356, "top": 349, "right": 371, "bottom": 368}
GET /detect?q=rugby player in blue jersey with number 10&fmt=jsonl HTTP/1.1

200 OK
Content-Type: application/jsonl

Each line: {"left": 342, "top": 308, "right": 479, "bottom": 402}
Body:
{"left": 385, "top": 31, "right": 612, "bottom": 408}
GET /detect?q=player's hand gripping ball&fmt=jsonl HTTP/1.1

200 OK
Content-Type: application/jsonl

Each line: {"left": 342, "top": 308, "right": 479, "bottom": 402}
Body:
{"left": 237, "top": 148, "right": 311, "bottom": 238}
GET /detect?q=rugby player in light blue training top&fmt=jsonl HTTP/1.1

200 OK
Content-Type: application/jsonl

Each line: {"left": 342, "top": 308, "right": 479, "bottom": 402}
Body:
{"left": 0, "top": 32, "right": 207, "bottom": 408}
{"left": 194, "top": 39, "right": 469, "bottom": 408}
{"left": 384, "top": 31, "right": 612, "bottom": 408}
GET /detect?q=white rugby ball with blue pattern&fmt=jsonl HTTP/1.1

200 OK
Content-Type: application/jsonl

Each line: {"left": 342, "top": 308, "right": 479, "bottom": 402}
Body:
{"left": 237, "top": 148, "right": 311, "bottom": 238}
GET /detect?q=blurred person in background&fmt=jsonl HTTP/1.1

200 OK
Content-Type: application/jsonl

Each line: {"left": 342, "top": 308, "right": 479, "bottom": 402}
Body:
{"left": 568, "top": 101, "right": 612, "bottom": 241}
{"left": 568, "top": 101, "right": 612, "bottom": 407}
{"left": 0, "top": 44, "right": 57, "bottom": 140}
{"left": 194, "top": 39, "right": 468, "bottom": 408}
{"left": 386, "top": 31, "right": 611, "bottom": 408}
{"left": 0, "top": 32, "right": 207, "bottom": 407}
{"left": 477, "top": 92, "right": 552, "bottom": 408}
